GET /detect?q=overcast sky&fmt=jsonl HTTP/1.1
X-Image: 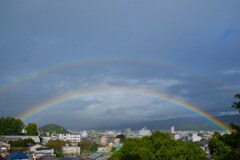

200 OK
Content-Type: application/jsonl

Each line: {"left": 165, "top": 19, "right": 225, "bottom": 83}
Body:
{"left": 0, "top": 0, "right": 240, "bottom": 129}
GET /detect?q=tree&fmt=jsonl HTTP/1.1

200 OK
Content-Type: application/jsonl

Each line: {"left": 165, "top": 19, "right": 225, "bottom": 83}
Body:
{"left": 77, "top": 140, "right": 92, "bottom": 154}
{"left": 90, "top": 142, "right": 98, "bottom": 152}
{"left": 0, "top": 117, "right": 25, "bottom": 135}
{"left": 25, "top": 123, "right": 38, "bottom": 135}
{"left": 230, "top": 94, "right": 240, "bottom": 131}
{"left": 9, "top": 138, "right": 35, "bottom": 147}
{"left": 116, "top": 134, "right": 126, "bottom": 142}
{"left": 109, "top": 131, "right": 206, "bottom": 160}
{"left": 46, "top": 140, "right": 66, "bottom": 151}
{"left": 111, "top": 146, "right": 117, "bottom": 152}
{"left": 208, "top": 93, "right": 240, "bottom": 160}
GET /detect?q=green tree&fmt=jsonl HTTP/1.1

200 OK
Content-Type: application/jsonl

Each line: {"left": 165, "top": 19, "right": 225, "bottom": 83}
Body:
{"left": 0, "top": 117, "right": 25, "bottom": 135}
{"left": 77, "top": 140, "right": 92, "bottom": 154}
{"left": 111, "top": 146, "right": 117, "bottom": 152}
{"left": 116, "top": 134, "right": 126, "bottom": 143}
{"left": 46, "top": 139, "right": 66, "bottom": 151}
{"left": 208, "top": 93, "right": 240, "bottom": 160}
{"left": 109, "top": 131, "right": 206, "bottom": 160}
{"left": 25, "top": 123, "right": 38, "bottom": 135}
{"left": 230, "top": 94, "right": 240, "bottom": 131}
{"left": 90, "top": 142, "right": 98, "bottom": 152}
{"left": 9, "top": 138, "right": 35, "bottom": 147}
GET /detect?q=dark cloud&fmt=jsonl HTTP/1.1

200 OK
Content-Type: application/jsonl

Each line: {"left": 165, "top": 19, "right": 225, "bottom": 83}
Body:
{"left": 0, "top": 0, "right": 239, "bottom": 129}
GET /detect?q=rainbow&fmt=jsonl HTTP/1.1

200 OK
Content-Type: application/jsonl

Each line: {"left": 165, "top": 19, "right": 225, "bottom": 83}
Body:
{"left": 0, "top": 56, "right": 238, "bottom": 94}
{"left": 17, "top": 88, "right": 232, "bottom": 132}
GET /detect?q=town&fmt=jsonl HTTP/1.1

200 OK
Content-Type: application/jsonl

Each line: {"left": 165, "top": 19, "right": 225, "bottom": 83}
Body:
{"left": 0, "top": 122, "right": 227, "bottom": 160}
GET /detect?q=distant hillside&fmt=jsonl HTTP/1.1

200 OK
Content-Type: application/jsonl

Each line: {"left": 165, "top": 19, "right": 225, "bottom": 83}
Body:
{"left": 38, "top": 124, "right": 69, "bottom": 134}
{"left": 97, "top": 115, "right": 239, "bottom": 131}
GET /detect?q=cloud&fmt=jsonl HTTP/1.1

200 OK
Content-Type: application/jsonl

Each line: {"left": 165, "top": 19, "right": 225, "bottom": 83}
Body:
{"left": 214, "top": 111, "right": 240, "bottom": 116}
{"left": 223, "top": 68, "right": 240, "bottom": 75}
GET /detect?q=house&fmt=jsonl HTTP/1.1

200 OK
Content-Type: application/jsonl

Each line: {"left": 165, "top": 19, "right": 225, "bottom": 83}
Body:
{"left": 38, "top": 156, "right": 58, "bottom": 160}
{"left": 29, "top": 144, "right": 44, "bottom": 152}
{"left": 62, "top": 146, "right": 80, "bottom": 156}
{"left": 0, "top": 141, "right": 10, "bottom": 150}
{"left": 33, "top": 147, "right": 54, "bottom": 160}
{"left": 6, "top": 151, "right": 29, "bottom": 160}
{"left": 29, "top": 144, "right": 54, "bottom": 160}
{"left": 87, "top": 153, "right": 107, "bottom": 160}
{"left": 40, "top": 136, "right": 52, "bottom": 144}
{"left": 0, "top": 136, "right": 41, "bottom": 143}
{"left": 0, "top": 145, "right": 8, "bottom": 151}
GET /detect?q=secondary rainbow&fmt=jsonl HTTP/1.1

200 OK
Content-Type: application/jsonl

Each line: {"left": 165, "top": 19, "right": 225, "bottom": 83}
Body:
{"left": 0, "top": 56, "right": 238, "bottom": 94}
{"left": 17, "top": 88, "right": 232, "bottom": 132}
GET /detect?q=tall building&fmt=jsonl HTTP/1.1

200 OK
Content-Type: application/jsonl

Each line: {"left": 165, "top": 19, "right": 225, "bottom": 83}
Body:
{"left": 139, "top": 127, "right": 151, "bottom": 136}
{"left": 170, "top": 126, "right": 175, "bottom": 134}
{"left": 123, "top": 128, "right": 132, "bottom": 137}
{"left": 81, "top": 130, "right": 88, "bottom": 138}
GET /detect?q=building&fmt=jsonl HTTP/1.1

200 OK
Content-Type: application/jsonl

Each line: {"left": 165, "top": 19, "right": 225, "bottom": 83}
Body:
{"left": 0, "top": 136, "right": 41, "bottom": 143}
{"left": 139, "top": 127, "right": 151, "bottom": 136}
{"left": 101, "top": 136, "right": 108, "bottom": 145}
{"left": 40, "top": 136, "right": 52, "bottom": 144}
{"left": 58, "top": 134, "right": 81, "bottom": 142}
{"left": 173, "top": 134, "right": 180, "bottom": 140}
{"left": 6, "top": 151, "right": 29, "bottom": 160}
{"left": 97, "top": 147, "right": 106, "bottom": 152}
{"left": 29, "top": 144, "right": 55, "bottom": 160}
{"left": 123, "top": 128, "right": 132, "bottom": 137}
{"left": 81, "top": 131, "right": 88, "bottom": 138}
{"left": 170, "top": 126, "right": 175, "bottom": 134}
{"left": 0, "top": 141, "right": 10, "bottom": 151}
{"left": 191, "top": 134, "right": 201, "bottom": 142}
{"left": 33, "top": 148, "right": 55, "bottom": 160}
{"left": 87, "top": 153, "right": 107, "bottom": 160}
{"left": 62, "top": 146, "right": 81, "bottom": 156}
{"left": 114, "top": 138, "right": 120, "bottom": 144}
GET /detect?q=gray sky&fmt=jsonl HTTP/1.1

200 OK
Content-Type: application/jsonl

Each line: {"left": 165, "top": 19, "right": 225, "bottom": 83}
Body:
{"left": 0, "top": 0, "right": 240, "bottom": 129}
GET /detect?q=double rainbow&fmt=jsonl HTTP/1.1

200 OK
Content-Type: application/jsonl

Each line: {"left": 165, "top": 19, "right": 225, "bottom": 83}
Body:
{"left": 0, "top": 57, "right": 238, "bottom": 94}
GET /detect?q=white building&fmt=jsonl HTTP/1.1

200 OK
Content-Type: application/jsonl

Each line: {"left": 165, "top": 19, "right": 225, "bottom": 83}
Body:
{"left": 0, "top": 136, "right": 41, "bottom": 143}
{"left": 139, "top": 127, "right": 151, "bottom": 136}
{"left": 62, "top": 146, "right": 81, "bottom": 156}
{"left": 58, "top": 134, "right": 81, "bottom": 142}
{"left": 97, "top": 147, "right": 106, "bottom": 152}
{"left": 191, "top": 134, "right": 201, "bottom": 142}
{"left": 30, "top": 144, "right": 55, "bottom": 160}
{"left": 81, "top": 130, "right": 88, "bottom": 138}
{"left": 173, "top": 134, "right": 180, "bottom": 140}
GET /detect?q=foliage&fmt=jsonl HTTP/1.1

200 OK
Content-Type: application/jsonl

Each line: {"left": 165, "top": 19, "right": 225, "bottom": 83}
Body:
{"left": 231, "top": 94, "right": 240, "bottom": 112}
{"left": 109, "top": 131, "right": 206, "bottom": 160}
{"left": 77, "top": 140, "right": 93, "bottom": 154}
{"left": 0, "top": 117, "right": 25, "bottom": 135}
{"left": 45, "top": 139, "right": 67, "bottom": 151}
{"left": 208, "top": 93, "right": 240, "bottom": 160}
{"left": 38, "top": 124, "right": 69, "bottom": 134}
{"left": 209, "top": 131, "right": 240, "bottom": 160}
{"left": 25, "top": 123, "right": 38, "bottom": 135}
{"left": 230, "top": 93, "right": 240, "bottom": 131}
{"left": 116, "top": 134, "right": 126, "bottom": 142}
{"left": 90, "top": 142, "right": 98, "bottom": 152}
{"left": 9, "top": 138, "right": 35, "bottom": 147}
{"left": 111, "top": 146, "right": 117, "bottom": 152}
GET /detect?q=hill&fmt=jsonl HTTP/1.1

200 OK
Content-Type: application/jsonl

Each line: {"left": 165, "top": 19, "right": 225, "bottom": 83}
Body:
{"left": 97, "top": 115, "right": 239, "bottom": 131}
{"left": 38, "top": 124, "right": 69, "bottom": 134}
